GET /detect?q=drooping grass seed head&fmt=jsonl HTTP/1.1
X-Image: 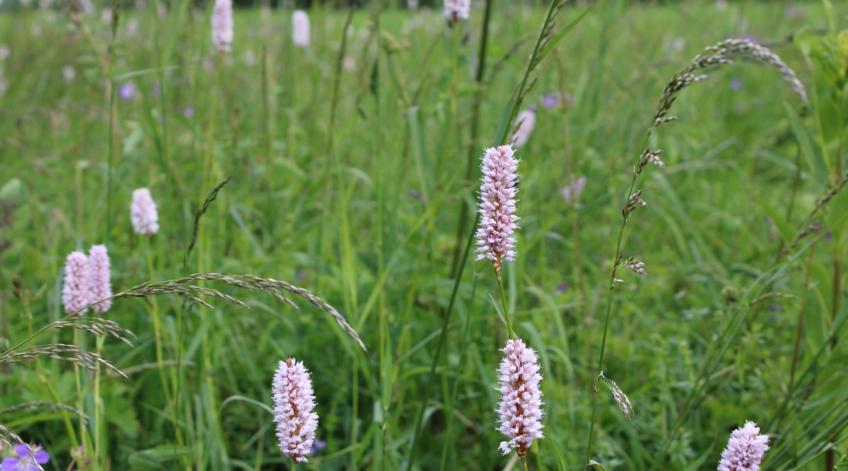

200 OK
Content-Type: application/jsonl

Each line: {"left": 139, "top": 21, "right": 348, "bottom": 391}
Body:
{"left": 272, "top": 357, "right": 319, "bottom": 463}
{"left": 130, "top": 188, "right": 159, "bottom": 236}
{"left": 497, "top": 338, "right": 544, "bottom": 457}
{"left": 475, "top": 145, "right": 519, "bottom": 275}
{"left": 62, "top": 251, "right": 91, "bottom": 315}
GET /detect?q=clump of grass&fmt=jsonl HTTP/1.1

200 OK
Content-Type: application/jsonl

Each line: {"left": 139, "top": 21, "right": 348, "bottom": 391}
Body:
{"left": 584, "top": 37, "right": 808, "bottom": 464}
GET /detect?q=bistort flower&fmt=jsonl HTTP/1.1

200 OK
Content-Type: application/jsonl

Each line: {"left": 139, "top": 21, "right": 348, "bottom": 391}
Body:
{"left": 718, "top": 421, "right": 769, "bottom": 471}
{"left": 131, "top": 188, "right": 159, "bottom": 236}
{"left": 497, "top": 338, "right": 543, "bottom": 457}
{"left": 292, "top": 10, "right": 310, "bottom": 48}
{"left": 475, "top": 145, "right": 519, "bottom": 274}
{"left": 510, "top": 108, "right": 536, "bottom": 149}
{"left": 87, "top": 245, "right": 112, "bottom": 313}
{"left": 443, "top": 0, "right": 470, "bottom": 22}
{"left": 62, "top": 251, "right": 90, "bottom": 314}
{"left": 272, "top": 357, "right": 319, "bottom": 463}
{"left": 211, "top": 0, "right": 233, "bottom": 53}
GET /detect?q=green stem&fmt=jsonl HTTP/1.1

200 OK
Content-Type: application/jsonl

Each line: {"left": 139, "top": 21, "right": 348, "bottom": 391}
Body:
{"left": 496, "top": 273, "right": 514, "bottom": 338}
{"left": 584, "top": 130, "right": 651, "bottom": 465}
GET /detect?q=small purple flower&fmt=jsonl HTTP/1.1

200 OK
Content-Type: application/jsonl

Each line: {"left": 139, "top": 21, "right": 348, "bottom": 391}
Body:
{"left": 309, "top": 439, "right": 326, "bottom": 456}
{"left": 118, "top": 82, "right": 136, "bottom": 101}
{"left": 2, "top": 444, "right": 50, "bottom": 471}
{"left": 730, "top": 78, "right": 742, "bottom": 91}
{"left": 181, "top": 106, "right": 195, "bottom": 119}
{"left": 541, "top": 93, "right": 560, "bottom": 109}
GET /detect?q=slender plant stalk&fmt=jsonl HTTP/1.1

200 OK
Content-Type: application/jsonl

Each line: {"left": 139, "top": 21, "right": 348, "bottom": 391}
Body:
{"left": 583, "top": 131, "right": 649, "bottom": 465}
{"left": 789, "top": 242, "right": 817, "bottom": 387}
{"left": 405, "top": 2, "right": 565, "bottom": 468}
{"left": 449, "top": 0, "right": 494, "bottom": 277}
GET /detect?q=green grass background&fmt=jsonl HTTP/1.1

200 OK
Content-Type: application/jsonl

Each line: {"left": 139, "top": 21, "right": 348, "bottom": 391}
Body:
{"left": 1, "top": 0, "right": 847, "bottom": 469}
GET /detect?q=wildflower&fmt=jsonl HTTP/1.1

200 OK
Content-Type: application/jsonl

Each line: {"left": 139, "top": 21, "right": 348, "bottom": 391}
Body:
{"left": 560, "top": 176, "right": 586, "bottom": 204}
{"left": 118, "top": 82, "right": 136, "bottom": 101}
{"left": 211, "top": 0, "right": 233, "bottom": 53}
{"left": 0, "top": 46, "right": 9, "bottom": 61}
{"left": 510, "top": 108, "right": 536, "bottom": 149}
{"left": 718, "top": 421, "right": 769, "bottom": 471}
{"left": 292, "top": 10, "right": 310, "bottom": 48}
{"left": 62, "top": 251, "right": 91, "bottom": 314}
{"left": 1, "top": 444, "right": 50, "bottom": 471}
{"left": 272, "top": 358, "right": 319, "bottom": 463}
{"left": 541, "top": 93, "right": 560, "bottom": 109}
{"left": 87, "top": 245, "right": 112, "bottom": 313}
{"left": 730, "top": 78, "right": 742, "bottom": 91}
{"left": 497, "top": 338, "right": 544, "bottom": 457}
{"left": 475, "top": 145, "right": 519, "bottom": 274}
{"left": 443, "top": 0, "right": 470, "bottom": 23}
{"left": 407, "top": 0, "right": 419, "bottom": 10}
{"left": 181, "top": 106, "right": 195, "bottom": 119}
{"left": 62, "top": 65, "right": 76, "bottom": 82}
{"left": 130, "top": 188, "right": 159, "bottom": 236}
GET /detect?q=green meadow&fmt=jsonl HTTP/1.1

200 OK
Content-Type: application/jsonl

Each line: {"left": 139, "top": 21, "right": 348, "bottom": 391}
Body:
{"left": 0, "top": 1, "right": 847, "bottom": 469}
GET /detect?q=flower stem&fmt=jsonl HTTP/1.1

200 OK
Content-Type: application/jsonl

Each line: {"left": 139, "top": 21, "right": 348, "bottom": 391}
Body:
{"left": 496, "top": 273, "right": 514, "bottom": 338}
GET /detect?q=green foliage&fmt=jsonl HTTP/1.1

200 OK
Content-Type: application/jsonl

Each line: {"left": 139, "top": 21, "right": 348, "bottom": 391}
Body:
{"left": 0, "top": 1, "right": 846, "bottom": 470}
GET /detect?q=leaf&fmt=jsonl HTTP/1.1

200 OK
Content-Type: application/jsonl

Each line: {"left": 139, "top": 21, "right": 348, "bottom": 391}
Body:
{"left": 128, "top": 445, "right": 192, "bottom": 470}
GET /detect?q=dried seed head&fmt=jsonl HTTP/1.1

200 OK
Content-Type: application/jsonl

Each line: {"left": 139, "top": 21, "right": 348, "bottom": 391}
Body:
{"left": 622, "top": 190, "right": 647, "bottom": 220}
{"left": 497, "top": 338, "right": 544, "bottom": 457}
{"left": 653, "top": 38, "right": 807, "bottom": 131}
{"left": 272, "top": 358, "right": 319, "bottom": 463}
{"left": 599, "top": 372, "right": 633, "bottom": 420}
{"left": 622, "top": 257, "right": 647, "bottom": 276}
{"left": 637, "top": 149, "right": 665, "bottom": 174}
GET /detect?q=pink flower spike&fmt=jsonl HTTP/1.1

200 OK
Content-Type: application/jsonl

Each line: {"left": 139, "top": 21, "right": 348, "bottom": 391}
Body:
{"left": 718, "top": 421, "right": 769, "bottom": 471}
{"left": 292, "top": 10, "right": 310, "bottom": 48}
{"left": 475, "top": 145, "right": 520, "bottom": 274}
{"left": 87, "top": 245, "right": 112, "bottom": 314}
{"left": 443, "top": 0, "right": 470, "bottom": 22}
{"left": 497, "top": 338, "right": 544, "bottom": 457}
{"left": 62, "top": 251, "right": 91, "bottom": 315}
{"left": 211, "top": 0, "right": 233, "bottom": 53}
{"left": 131, "top": 188, "right": 159, "bottom": 236}
{"left": 273, "top": 357, "right": 319, "bottom": 463}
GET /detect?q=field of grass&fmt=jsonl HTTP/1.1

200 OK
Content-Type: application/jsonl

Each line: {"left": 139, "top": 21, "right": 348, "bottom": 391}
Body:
{"left": 1, "top": 0, "right": 847, "bottom": 469}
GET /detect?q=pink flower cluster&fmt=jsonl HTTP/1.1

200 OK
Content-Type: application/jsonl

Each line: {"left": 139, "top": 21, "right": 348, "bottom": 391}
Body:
{"left": 443, "top": 0, "right": 470, "bottom": 22}
{"left": 211, "top": 0, "right": 233, "bottom": 53}
{"left": 475, "top": 145, "right": 519, "bottom": 274}
{"left": 497, "top": 338, "right": 543, "bottom": 457}
{"left": 131, "top": 188, "right": 159, "bottom": 236}
{"left": 718, "top": 421, "right": 769, "bottom": 471}
{"left": 272, "top": 358, "right": 319, "bottom": 463}
{"left": 62, "top": 245, "right": 112, "bottom": 315}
